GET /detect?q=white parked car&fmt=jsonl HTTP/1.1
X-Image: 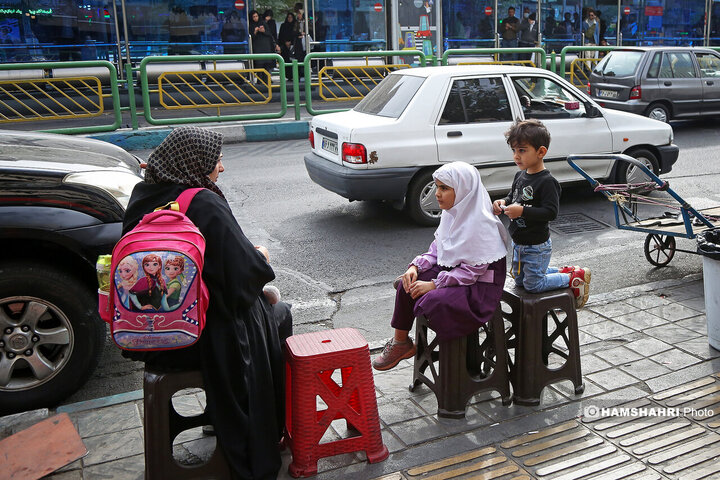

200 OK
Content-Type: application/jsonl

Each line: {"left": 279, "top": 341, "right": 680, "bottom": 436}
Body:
{"left": 304, "top": 65, "right": 679, "bottom": 225}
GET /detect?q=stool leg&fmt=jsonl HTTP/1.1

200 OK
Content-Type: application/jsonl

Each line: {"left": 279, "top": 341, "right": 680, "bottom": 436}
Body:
{"left": 437, "top": 336, "right": 468, "bottom": 419}
{"left": 490, "top": 312, "right": 513, "bottom": 406}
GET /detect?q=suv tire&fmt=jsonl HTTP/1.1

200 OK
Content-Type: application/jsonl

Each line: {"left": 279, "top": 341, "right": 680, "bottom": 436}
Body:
{"left": 616, "top": 149, "right": 660, "bottom": 184}
{"left": 407, "top": 170, "right": 442, "bottom": 226}
{"left": 646, "top": 103, "right": 670, "bottom": 123}
{"left": 0, "top": 262, "right": 105, "bottom": 414}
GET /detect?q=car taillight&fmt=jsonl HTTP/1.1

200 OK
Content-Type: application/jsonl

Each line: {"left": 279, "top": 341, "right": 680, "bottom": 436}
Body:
{"left": 587, "top": 83, "right": 591, "bottom": 94}
{"left": 629, "top": 86, "right": 641, "bottom": 100}
{"left": 342, "top": 143, "right": 367, "bottom": 164}
{"left": 309, "top": 130, "right": 315, "bottom": 149}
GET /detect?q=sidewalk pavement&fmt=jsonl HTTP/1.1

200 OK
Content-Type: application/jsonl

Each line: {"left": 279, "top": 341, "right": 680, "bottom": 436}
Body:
{"left": 1, "top": 273, "right": 718, "bottom": 480}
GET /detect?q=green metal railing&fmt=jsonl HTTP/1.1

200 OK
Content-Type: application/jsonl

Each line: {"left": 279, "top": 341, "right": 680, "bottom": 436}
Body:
{"left": 559, "top": 46, "right": 617, "bottom": 78}
{"left": 302, "top": 50, "right": 426, "bottom": 115}
{"left": 0, "top": 60, "right": 121, "bottom": 134}
{"left": 138, "top": 54, "right": 288, "bottom": 126}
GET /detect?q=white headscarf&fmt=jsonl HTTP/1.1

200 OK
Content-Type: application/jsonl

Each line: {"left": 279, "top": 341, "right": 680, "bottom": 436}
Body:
{"left": 433, "top": 162, "right": 508, "bottom": 267}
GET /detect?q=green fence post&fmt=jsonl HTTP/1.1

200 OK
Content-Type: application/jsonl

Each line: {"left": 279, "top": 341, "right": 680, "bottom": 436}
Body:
{"left": 292, "top": 60, "right": 300, "bottom": 121}
{"left": 550, "top": 51, "right": 556, "bottom": 74}
{"left": 125, "top": 63, "right": 139, "bottom": 130}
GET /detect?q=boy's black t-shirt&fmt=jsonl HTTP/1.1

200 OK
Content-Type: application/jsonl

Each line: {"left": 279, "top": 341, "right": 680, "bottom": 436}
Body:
{"left": 502, "top": 169, "right": 561, "bottom": 245}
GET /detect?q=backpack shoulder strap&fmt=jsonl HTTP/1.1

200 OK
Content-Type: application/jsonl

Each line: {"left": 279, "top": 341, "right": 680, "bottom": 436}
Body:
{"left": 176, "top": 188, "right": 206, "bottom": 214}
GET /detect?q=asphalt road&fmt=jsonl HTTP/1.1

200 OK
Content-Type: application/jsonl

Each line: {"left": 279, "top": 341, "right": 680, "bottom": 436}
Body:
{"left": 61, "top": 117, "right": 720, "bottom": 406}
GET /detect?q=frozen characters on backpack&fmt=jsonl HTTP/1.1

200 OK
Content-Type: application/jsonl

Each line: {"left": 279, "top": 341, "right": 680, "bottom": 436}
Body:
{"left": 164, "top": 255, "right": 186, "bottom": 309}
{"left": 129, "top": 253, "right": 167, "bottom": 311}
{"left": 373, "top": 161, "right": 508, "bottom": 371}
{"left": 116, "top": 256, "right": 139, "bottom": 309}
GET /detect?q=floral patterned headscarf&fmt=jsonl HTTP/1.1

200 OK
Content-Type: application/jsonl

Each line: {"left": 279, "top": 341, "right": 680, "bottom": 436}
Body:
{"left": 145, "top": 126, "right": 225, "bottom": 198}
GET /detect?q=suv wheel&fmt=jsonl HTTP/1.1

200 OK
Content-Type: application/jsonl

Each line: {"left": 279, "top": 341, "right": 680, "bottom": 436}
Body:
{"left": 407, "top": 170, "right": 442, "bottom": 226}
{"left": 617, "top": 149, "right": 660, "bottom": 184}
{"left": 0, "top": 262, "right": 104, "bottom": 414}
{"left": 646, "top": 103, "right": 670, "bottom": 123}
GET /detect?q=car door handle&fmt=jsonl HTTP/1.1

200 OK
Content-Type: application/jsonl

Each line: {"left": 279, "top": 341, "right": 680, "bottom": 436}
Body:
{"left": 447, "top": 131, "right": 463, "bottom": 137}
{"left": 707, "top": 81, "right": 715, "bottom": 86}
{"left": 664, "top": 81, "right": 672, "bottom": 86}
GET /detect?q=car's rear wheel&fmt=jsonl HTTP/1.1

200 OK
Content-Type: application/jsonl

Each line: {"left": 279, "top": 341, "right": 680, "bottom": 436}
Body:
{"left": 0, "top": 262, "right": 104, "bottom": 414}
{"left": 617, "top": 149, "right": 660, "bottom": 185}
{"left": 407, "top": 170, "right": 442, "bottom": 226}
{"left": 646, "top": 103, "right": 670, "bottom": 123}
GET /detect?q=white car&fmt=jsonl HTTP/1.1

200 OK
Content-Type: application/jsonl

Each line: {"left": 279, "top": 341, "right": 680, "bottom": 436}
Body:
{"left": 304, "top": 65, "right": 679, "bottom": 225}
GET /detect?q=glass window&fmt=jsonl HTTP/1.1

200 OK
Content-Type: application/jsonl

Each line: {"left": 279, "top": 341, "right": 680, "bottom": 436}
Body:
{"left": 511, "top": 76, "right": 588, "bottom": 119}
{"left": 439, "top": 77, "right": 512, "bottom": 125}
{"left": 660, "top": 52, "right": 697, "bottom": 78}
{"left": 647, "top": 52, "right": 661, "bottom": 78}
{"left": 353, "top": 74, "right": 425, "bottom": 118}
{"left": 593, "top": 50, "right": 644, "bottom": 77}
{"left": 696, "top": 53, "right": 720, "bottom": 77}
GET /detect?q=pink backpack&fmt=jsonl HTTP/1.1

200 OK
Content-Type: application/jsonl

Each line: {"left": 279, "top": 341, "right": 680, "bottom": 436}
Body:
{"left": 100, "top": 188, "right": 209, "bottom": 351}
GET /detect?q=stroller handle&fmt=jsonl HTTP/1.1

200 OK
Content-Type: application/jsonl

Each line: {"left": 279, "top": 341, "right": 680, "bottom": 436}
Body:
{"left": 566, "top": 154, "right": 664, "bottom": 188}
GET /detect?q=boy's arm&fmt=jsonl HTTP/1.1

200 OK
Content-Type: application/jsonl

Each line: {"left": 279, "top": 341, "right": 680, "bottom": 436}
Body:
{"left": 520, "top": 176, "right": 561, "bottom": 222}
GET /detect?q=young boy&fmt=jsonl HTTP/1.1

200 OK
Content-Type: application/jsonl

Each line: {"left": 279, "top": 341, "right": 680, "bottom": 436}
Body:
{"left": 492, "top": 119, "right": 591, "bottom": 308}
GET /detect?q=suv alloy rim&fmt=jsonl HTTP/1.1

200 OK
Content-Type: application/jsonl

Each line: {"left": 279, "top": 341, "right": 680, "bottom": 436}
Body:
{"left": 0, "top": 296, "right": 73, "bottom": 391}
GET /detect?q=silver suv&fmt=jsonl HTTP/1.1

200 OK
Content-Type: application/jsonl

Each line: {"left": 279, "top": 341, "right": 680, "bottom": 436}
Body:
{"left": 589, "top": 47, "right": 720, "bottom": 123}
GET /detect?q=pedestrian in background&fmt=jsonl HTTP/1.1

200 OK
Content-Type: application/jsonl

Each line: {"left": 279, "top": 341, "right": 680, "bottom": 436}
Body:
{"left": 518, "top": 12, "right": 538, "bottom": 61}
{"left": 499, "top": 6, "right": 519, "bottom": 61}
{"left": 249, "top": 9, "right": 278, "bottom": 75}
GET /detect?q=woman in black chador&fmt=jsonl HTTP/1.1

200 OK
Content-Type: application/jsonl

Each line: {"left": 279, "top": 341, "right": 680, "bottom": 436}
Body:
{"left": 122, "top": 126, "right": 292, "bottom": 479}
{"left": 249, "top": 9, "right": 277, "bottom": 73}
{"left": 279, "top": 12, "right": 304, "bottom": 78}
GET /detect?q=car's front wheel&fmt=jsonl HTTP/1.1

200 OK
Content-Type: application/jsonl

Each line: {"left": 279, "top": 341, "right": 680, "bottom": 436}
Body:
{"left": 0, "top": 262, "right": 105, "bottom": 414}
{"left": 407, "top": 170, "right": 442, "bottom": 226}
{"left": 617, "top": 149, "right": 660, "bottom": 185}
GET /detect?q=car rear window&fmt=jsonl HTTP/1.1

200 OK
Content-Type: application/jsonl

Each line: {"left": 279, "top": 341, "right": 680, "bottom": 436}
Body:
{"left": 353, "top": 74, "right": 425, "bottom": 118}
{"left": 593, "top": 51, "right": 644, "bottom": 77}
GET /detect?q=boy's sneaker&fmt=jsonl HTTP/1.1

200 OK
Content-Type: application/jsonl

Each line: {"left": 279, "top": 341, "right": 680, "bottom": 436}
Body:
{"left": 558, "top": 265, "right": 578, "bottom": 274}
{"left": 569, "top": 267, "right": 591, "bottom": 309}
{"left": 372, "top": 338, "right": 416, "bottom": 371}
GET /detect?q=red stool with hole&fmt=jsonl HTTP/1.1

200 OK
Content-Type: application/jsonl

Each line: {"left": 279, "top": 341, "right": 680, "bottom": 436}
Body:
{"left": 284, "top": 328, "right": 389, "bottom": 477}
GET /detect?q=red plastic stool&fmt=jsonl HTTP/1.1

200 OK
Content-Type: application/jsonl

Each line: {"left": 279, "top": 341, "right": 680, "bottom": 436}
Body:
{"left": 284, "top": 328, "right": 389, "bottom": 477}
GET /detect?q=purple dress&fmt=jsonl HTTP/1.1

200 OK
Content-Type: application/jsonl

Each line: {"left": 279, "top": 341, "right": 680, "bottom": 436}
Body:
{"left": 390, "top": 241, "right": 506, "bottom": 342}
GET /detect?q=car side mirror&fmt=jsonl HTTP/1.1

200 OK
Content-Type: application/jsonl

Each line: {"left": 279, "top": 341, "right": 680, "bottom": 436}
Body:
{"left": 585, "top": 104, "right": 602, "bottom": 118}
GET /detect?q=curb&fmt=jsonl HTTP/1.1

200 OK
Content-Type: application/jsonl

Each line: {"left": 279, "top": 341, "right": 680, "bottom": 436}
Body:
{"left": 88, "top": 120, "right": 309, "bottom": 150}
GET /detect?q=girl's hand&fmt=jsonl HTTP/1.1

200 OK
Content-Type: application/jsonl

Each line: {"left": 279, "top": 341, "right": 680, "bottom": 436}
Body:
{"left": 255, "top": 245, "right": 270, "bottom": 262}
{"left": 492, "top": 199, "right": 506, "bottom": 215}
{"left": 401, "top": 265, "right": 418, "bottom": 293}
{"left": 409, "top": 280, "right": 435, "bottom": 299}
{"left": 504, "top": 203, "right": 524, "bottom": 219}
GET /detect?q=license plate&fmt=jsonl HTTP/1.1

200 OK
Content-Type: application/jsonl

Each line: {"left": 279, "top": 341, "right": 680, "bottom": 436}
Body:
{"left": 598, "top": 89, "right": 618, "bottom": 99}
{"left": 322, "top": 138, "right": 338, "bottom": 155}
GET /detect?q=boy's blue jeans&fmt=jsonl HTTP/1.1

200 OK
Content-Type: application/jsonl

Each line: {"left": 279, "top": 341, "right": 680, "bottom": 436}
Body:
{"left": 511, "top": 239, "right": 570, "bottom": 293}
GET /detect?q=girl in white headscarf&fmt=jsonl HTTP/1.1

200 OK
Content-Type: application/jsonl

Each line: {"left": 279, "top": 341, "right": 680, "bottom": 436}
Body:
{"left": 373, "top": 161, "right": 508, "bottom": 371}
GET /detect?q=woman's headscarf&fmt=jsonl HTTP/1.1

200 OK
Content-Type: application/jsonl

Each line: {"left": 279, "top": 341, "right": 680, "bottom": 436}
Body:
{"left": 433, "top": 162, "right": 508, "bottom": 267}
{"left": 145, "top": 126, "right": 225, "bottom": 198}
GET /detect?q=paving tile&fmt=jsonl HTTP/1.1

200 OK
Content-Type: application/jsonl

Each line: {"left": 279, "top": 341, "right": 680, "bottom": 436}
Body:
{"left": 646, "top": 303, "right": 703, "bottom": 321}
{"left": 624, "top": 294, "right": 673, "bottom": 309}
{"left": 410, "top": 391, "right": 438, "bottom": 415}
{"left": 580, "top": 354, "right": 613, "bottom": 375}
{"left": 436, "top": 405, "right": 493, "bottom": 434}
{"left": 171, "top": 393, "right": 204, "bottom": 416}
{"left": 553, "top": 378, "right": 605, "bottom": 398}
{"left": 75, "top": 403, "right": 142, "bottom": 438}
{"left": 619, "top": 358, "right": 672, "bottom": 381}
{"left": 644, "top": 323, "right": 702, "bottom": 344}
{"left": 373, "top": 368, "right": 417, "bottom": 398}
{"left": 475, "top": 398, "right": 535, "bottom": 422}
{"left": 586, "top": 368, "right": 640, "bottom": 390}
{"left": 580, "top": 320, "right": 635, "bottom": 340}
{"left": 589, "top": 301, "right": 640, "bottom": 318}
{"left": 614, "top": 310, "right": 668, "bottom": 331}
{"left": 175, "top": 435, "right": 218, "bottom": 464}
{"left": 379, "top": 427, "right": 406, "bottom": 454}
{"left": 650, "top": 348, "right": 703, "bottom": 371}
{"left": 661, "top": 284, "right": 704, "bottom": 301}
{"left": 676, "top": 314, "right": 707, "bottom": 334}
{"left": 174, "top": 425, "right": 207, "bottom": 445}
{"left": 386, "top": 416, "right": 448, "bottom": 446}
{"left": 377, "top": 398, "right": 427, "bottom": 425}
{"left": 593, "top": 345, "right": 644, "bottom": 366}
{"left": 45, "top": 470, "right": 83, "bottom": 479}
{"left": 81, "top": 427, "right": 144, "bottom": 467}
{"left": 579, "top": 331, "right": 601, "bottom": 346}
{"left": 677, "top": 296, "right": 706, "bottom": 313}
{"left": 82, "top": 454, "right": 144, "bottom": 479}
{"left": 676, "top": 337, "right": 720, "bottom": 360}
{"left": 624, "top": 337, "right": 673, "bottom": 356}
{"left": 0, "top": 408, "right": 48, "bottom": 436}
{"left": 577, "top": 309, "right": 606, "bottom": 327}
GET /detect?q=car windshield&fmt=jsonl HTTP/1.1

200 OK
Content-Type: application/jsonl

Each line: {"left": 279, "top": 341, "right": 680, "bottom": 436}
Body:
{"left": 353, "top": 74, "right": 425, "bottom": 118}
{"left": 593, "top": 51, "right": 644, "bottom": 77}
